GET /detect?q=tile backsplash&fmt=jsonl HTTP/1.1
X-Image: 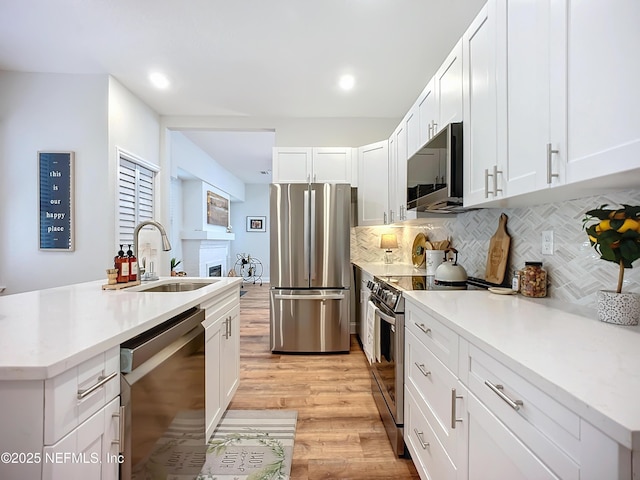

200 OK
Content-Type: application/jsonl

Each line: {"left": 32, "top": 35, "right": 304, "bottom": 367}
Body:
{"left": 351, "top": 189, "right": 640, "bottom": 308}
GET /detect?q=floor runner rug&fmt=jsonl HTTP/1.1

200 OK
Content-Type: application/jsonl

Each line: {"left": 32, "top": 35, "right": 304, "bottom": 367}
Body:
{"left": 200, "top": 409, "right": 297, "bottom": 480}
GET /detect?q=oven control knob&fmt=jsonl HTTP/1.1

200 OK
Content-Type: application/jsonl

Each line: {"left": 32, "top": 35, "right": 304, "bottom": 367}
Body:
{"left": 390, "top": 294, "right": 398, "bottom": 305}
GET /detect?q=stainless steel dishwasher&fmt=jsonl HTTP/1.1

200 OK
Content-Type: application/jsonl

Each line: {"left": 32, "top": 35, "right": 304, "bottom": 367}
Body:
{"left": 120, "top": 307, "right": 206, "bottom": 480}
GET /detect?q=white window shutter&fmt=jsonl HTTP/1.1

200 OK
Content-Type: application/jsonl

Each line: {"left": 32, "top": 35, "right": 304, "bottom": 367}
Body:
{"left": 118, "top": 156, "right": 155, "bottom": 246}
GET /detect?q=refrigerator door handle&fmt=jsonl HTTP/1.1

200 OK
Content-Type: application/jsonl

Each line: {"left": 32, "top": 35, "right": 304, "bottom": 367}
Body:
{"left": 310, "top": 189, "right": 317, "bottom": 281}
{"left": 273, "top": 292, "right": 346, "bottom": 301}
{"left": 303, "top": 189, "right": 310, "bottom": 280}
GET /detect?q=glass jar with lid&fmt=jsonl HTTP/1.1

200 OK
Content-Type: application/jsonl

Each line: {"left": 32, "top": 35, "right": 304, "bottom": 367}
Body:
{"left": 520, "top": 262, "right": 547, "bottom": 297}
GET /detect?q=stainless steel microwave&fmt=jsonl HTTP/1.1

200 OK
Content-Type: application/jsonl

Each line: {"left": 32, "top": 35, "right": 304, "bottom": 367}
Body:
{"left": 407, "top": 122, "right": 463, "bottom": 213}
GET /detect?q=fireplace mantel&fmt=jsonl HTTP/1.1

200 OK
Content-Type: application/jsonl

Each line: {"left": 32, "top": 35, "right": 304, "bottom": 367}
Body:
{"left": 181, "top": 230, "right": 235, "bottom": 241}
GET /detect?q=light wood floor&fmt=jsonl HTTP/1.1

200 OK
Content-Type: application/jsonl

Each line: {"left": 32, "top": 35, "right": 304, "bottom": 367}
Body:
{"left": 228, "top": 283, "right": 420, "bottom": 480}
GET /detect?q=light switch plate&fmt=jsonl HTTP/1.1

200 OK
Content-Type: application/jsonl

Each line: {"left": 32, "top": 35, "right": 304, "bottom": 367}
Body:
{"left": 542, "top": 230, "right": 554, "bottom": 255}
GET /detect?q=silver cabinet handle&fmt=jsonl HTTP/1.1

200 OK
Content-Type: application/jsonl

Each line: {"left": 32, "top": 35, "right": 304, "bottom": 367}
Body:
{"left": 383, "top": 211, "right": 388, "bottom": 224}
{"left": 77, "top": 371, "right": 117, "bottom": 399}
{"left": 389, "top": 210, "right": 394, "bottom": 223}
{"left": 413, "top": 428, "right": 430, "bottom": 449}
{"left": 428, "top": 123, "right": 433, "bottom": 139}
{"left": 546, "top": 143, "right": 559, "bottom": 184}
{"left": 432, "top": 121, "right": 438, "bottom": 135}
{"left": 415, "top": 323, "right": 431, "bottom": 335}
{"left": 415, "top": 362, "right": 431, "bottom": 377}
{"left": 485, "top": 165, "right": 503, "bottom": 198}
{"left": 224, "top": 316, "right": 230, "bottom": 339}
{"left": 451, "top": 388, "right": 463, "bottom": 429}
{"left": 485, "top": 380, "right": 524, "bottom": 411}
{"left": 111, "top": 405, "right": 125, "bottom": 453}
{"left": 484, "top": 168, "right": 490, "bottom": 198}
{"left": 493, "top": 165, "right": 503, "bottom": 195}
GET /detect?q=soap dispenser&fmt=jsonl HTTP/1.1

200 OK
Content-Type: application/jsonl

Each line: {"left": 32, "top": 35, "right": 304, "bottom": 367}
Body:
{"left": 127, "top": 244, "right": 137, "bottom": 282}
{"left": 115, "top": 245, "right": 129, "bottom": 283}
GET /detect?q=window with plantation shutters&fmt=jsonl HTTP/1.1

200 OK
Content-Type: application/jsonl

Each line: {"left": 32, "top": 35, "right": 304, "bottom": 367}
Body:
{"left": 118, "top": 154, "right": 157, "bottom": 246}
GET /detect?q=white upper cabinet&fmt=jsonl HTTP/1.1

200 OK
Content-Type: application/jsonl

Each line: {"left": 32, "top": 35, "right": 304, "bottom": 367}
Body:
{"left": 417, "top": 78, "right": 437, "bottom": 151}
{"left": 311, "top": 147, "right": 354, "bottom": 183}
{"left": 565, "top": 0, "right": 640, "bottom": 185}
{"left": 272, "top": 147, "right": 353, "bottom": 184}
{"left": 462, "top": 0, "right": 507, "bottom": 206}
{"left": 406, "top": 106, "right": 421, "bottom": 159}
{"left": 435, "top": 39, "right": 464, "bottom": 133}
{"left": 388, "top": 118, "right": 414, "bottom": 223}
{"left": 414, "top": 41, "right": 463, "bottom": 154}
{"left": 272, "top": 147, "right": 312, "bottom": 183}
{"left": 502, "top": 0, "right": 567, "bottom": 198}
{"left": 357, "top": 140, "right": 389, "bottom": 226}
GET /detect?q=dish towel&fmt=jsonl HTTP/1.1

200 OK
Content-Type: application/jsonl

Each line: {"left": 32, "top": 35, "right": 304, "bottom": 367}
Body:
{"left": 365, "top": 300, "right": 377, "bottom": 364}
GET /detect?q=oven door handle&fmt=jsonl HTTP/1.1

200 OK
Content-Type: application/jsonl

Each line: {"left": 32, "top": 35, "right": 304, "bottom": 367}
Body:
{"left": 373, "top": 304, "right": 396, "bottom": 326}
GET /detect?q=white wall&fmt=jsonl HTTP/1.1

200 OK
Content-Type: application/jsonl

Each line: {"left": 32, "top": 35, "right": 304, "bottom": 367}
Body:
{"left": 169, "top": 131, "right": 245, "bottom": 201}
{"left": 0, "top": 72, "right": 109, "bottom": 294}
{"left": 108, "top": 77, "right": 162, "bottom": 273}
{"left": 230, "top": 184, "right": 270, "bottom": 282}
{"left": 0, "top": 72, "right": 161, "bottom": 294}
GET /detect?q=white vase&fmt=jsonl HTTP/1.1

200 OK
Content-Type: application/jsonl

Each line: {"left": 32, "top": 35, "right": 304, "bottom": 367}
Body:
{"left": 596, "top": 290, "right": 640, "bottom": 326}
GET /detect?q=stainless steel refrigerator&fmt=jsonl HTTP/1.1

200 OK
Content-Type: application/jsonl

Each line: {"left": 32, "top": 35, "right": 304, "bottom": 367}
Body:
{"left": 270, "top": 183, "right": 351, "bottom": 353}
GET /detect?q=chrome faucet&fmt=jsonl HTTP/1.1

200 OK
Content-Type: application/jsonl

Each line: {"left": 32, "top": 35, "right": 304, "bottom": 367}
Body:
{"left": 133, "top": 221, "right": 172, "bottom": 280}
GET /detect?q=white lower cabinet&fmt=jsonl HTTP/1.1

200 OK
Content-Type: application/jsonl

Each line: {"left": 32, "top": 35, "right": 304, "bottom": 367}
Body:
{"left": 406, "top": 386, "right": 466, "bottom": 480}
{"left": 467, "top": 389, "right": 559, "bottom": 480}
{"left": 202, "top": 288, "right": 241, "bottom": 441}
{"left": 221, "top": 303, "right": 240, "bottom": 406}
{"left": 42, "top": 396, "right": 120, "bottom": 480}
{"left": 405, "top": 298, "right": 633, "bottom": 480}
{"left": 0, "top": 347, "right": 121, "bottom": 480}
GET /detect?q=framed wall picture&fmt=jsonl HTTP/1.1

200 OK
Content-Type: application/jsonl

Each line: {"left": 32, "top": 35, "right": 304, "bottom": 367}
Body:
{"left": 246, "top": 216, "right": 266, "bottom": 232}
{"left": 207, "top": 190, "right": 229, "bottom": 226}
{"left": 38, "top": 151, "right": 74, "bottom": 251}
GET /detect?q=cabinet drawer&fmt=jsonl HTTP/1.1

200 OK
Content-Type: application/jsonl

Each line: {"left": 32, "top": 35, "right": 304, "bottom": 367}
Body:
{"left": 466, "top": 343, "right": 580, "bottom": 479}
{"left": 406, "top": 301, "right": 458, "bottom": 374}
{"left": 406, "top": 329, "right": 462, "bottom": 462}
{"left": 44, "top": 347, "right": 120, "bottom": 445}
{"left": 405, "top": 387, "right": 460, "bottom": 480}
{"left": 201, "top": 288, "right": 238, "bottom": 328}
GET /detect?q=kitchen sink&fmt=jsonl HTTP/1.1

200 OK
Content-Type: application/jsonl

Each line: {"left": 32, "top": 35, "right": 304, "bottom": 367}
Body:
{"left": 132, "top": 279, "right": 220, "bottom": 292}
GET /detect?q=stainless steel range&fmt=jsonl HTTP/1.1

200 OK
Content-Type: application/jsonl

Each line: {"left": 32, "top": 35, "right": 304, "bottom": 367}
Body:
{"left": 366, "top": 276, "right": 410, "bottom": 457}
{"left": 367, "top": 274, "right": 478, "bottom": 457}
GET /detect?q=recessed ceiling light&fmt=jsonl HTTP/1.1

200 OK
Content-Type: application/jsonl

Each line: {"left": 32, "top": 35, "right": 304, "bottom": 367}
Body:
{"left": 339, "top": 74, "right": 355, "bottom": 91}
{"left": 149, "top": 72, "right": 170, "bottom": 89}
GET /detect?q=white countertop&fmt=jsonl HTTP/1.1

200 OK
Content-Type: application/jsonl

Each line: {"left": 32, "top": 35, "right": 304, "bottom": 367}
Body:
{"left": 0, "top": 277, "right": 242, "bottom": 381}
{"left": 403, "top": 289, "right": 640, "bottom": 450}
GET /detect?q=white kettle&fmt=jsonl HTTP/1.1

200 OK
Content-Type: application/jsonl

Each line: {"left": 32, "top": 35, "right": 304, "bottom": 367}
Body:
{"left": 434, "top": 248, "right": 468, "bottom": 290}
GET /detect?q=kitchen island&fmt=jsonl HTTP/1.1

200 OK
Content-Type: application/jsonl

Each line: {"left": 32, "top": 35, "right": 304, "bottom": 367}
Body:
{"left": 0, "top": 276, "right": 242, "bottom": 480}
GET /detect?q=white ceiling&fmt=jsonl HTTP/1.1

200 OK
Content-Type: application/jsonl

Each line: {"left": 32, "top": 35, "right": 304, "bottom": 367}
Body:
{"left": 0, "top": 0, "right": 485, "bottom": 184}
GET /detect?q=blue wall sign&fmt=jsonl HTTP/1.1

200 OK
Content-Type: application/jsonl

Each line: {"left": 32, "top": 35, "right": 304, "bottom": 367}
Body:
{"left": 39, "top": 151, "right": 74, "bottom": 251}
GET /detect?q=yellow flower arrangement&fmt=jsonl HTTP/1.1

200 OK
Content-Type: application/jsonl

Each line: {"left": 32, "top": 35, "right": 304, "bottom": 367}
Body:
{"left": 583, "top": 204, "right": 640, "bottom": 293}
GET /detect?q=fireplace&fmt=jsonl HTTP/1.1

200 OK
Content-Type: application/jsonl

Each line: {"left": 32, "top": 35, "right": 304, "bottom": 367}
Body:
{"left": 208, "top": 264, "right": 222, "bottom": 277}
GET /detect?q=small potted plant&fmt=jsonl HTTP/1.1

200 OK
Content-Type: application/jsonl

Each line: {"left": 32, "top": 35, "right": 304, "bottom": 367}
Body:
{"left": 583, "top": 204, "right": 640, "bottom": 325}
{"left": 170, "top": 257, "right": 182, "bottom": 277}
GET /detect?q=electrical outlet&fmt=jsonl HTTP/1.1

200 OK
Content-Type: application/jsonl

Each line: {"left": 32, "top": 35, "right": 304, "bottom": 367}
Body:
{"left": 542, "top": 230, "right": 554, "bottom": 255}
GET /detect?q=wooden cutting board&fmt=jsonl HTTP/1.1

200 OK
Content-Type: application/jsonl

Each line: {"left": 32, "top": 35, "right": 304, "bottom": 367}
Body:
{"left": 485, "top": 213, "right": 511, "bottom": 284}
